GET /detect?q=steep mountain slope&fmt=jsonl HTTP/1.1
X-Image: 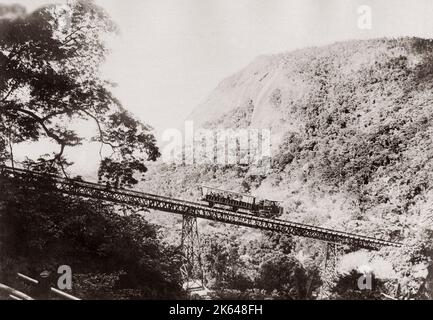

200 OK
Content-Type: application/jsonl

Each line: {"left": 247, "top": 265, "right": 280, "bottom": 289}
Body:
{"left": 143, "top": 38, "right": 433, "bottom": 298}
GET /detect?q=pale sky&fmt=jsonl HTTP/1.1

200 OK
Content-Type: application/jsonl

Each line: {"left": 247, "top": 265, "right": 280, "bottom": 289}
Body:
{"left": 3, "top": 0, "right": 433, "bottom": 175}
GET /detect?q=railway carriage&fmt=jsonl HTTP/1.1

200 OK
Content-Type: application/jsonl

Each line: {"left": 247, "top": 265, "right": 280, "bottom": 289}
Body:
{"left": 200, "top": 186, "right": 283, "bottom": 218}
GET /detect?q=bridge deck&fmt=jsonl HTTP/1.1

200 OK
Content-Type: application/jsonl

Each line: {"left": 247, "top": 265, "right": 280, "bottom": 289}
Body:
{"left": 0, "top": 166, "right": 403, "bottom": 251}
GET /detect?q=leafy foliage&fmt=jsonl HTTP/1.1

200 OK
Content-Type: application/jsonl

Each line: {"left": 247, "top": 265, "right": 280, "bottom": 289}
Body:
{"left": 200, "top": 230, "right": 321, "bottom": 299}
{"left": 0, "top": 1, "right": 180, "bottom": 299}
{"left": 329, "top": 270, "right": 386, "bottom": 300}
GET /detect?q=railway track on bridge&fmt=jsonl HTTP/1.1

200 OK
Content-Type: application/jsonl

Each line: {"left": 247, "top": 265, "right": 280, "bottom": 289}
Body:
{"left": 0, "top": 166, "right": 403, "bottom": 251}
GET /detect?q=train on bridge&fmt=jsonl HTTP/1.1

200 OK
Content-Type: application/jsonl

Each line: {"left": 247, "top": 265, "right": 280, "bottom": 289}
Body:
{"left": 0, "top": 165, "right": 402, "bottom": 250}
{"left": 200, "top": 186, "right": 284, "bottom": 219}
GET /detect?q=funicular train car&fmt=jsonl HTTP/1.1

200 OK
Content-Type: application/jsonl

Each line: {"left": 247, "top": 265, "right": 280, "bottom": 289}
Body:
{"left": 200, "top": 186, "right": 283, "bottom": 218}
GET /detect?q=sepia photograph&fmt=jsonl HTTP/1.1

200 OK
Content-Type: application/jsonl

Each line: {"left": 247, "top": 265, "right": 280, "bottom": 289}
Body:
{"left": 0, "top": 0, "right": 432, "bottom": 306}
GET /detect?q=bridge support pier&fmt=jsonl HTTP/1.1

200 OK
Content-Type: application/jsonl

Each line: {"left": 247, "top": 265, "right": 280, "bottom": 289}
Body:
{"left": 180, "top": 215, "right": 205, "bottom": 291}
{"left": 324, "top": 242, "right": 343, "bottom": 275}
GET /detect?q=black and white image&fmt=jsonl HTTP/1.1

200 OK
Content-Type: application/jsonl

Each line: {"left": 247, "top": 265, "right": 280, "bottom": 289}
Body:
{"left": 0, "top": 0, "right": 432, "bottom": 301}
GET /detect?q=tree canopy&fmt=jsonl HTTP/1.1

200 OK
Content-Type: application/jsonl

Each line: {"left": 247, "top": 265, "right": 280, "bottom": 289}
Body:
{"left": 0, "top": 1, "right": 159, "bottom": 186}
{"left": 0, "top": 173, "right": 184, "bottom": 299}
